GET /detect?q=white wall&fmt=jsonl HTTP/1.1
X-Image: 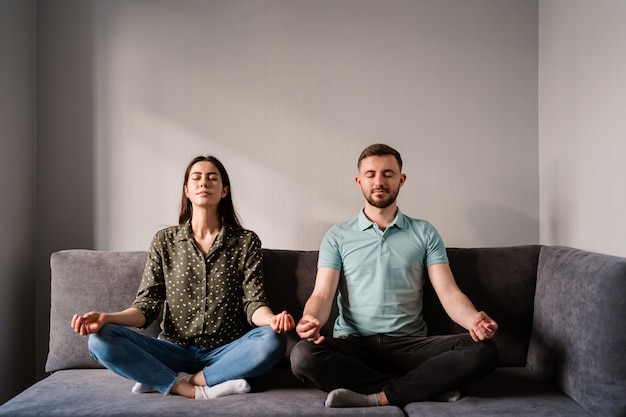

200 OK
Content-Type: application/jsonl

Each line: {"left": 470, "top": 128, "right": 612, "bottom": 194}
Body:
{"left": 539, "top": 0, "right": 626, "bottom": 257}
{"left": 91, "top": 0, "right": 539, "bottom": 252}
{"left": 0, "top": 0, "right": 36, "bottom": 404}
{"left": 32, "top": 0, "right": 539, "bottom": 386}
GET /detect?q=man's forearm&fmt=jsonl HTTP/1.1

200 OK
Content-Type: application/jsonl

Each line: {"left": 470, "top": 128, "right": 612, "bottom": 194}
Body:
{"left": 303, "top": 294, "right": 332, "bottom": 326}
{"left": 442, "top": 291, "right": 479, "bottom": 331}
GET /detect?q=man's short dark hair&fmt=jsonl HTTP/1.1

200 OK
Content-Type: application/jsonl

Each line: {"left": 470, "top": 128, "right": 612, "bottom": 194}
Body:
{"left": 357, "top": 144, "right": 403, "bottom": 170}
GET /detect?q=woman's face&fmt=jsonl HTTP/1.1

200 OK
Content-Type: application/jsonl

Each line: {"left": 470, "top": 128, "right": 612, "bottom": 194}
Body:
{"left": 184, "top": 161, "right": 228, "bottom": 209}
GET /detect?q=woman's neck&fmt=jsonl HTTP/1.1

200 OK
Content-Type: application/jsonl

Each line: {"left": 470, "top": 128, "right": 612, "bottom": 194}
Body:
{"left": 190, "top": 209, "right": 221, "bottom": 241}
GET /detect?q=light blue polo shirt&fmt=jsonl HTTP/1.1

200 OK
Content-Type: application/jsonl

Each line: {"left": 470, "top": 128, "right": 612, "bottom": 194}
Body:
{"left": 318, "top": 209, "right": 449, "bottom": 338}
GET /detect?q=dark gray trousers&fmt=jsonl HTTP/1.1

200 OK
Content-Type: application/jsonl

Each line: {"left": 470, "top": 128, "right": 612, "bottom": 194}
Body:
{"left": 290, "top": 333, "right": 498, "bottom": 406}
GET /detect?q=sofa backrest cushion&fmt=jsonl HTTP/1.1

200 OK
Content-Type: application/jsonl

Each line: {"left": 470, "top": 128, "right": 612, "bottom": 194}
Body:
{"left": 46, "top": 248, "right": 323, "bottom": 372}
{"left": 527, "top": 246, "right": 626, "bottom": 417}
{"left": 424, "top": 245, "right": 541, "bottom": 366}
{"left": 46, "top": 250, "right": 160, "bottom": 373}
{"left": 259, "top": 249, "right": 330, "bottom": 359}
{"left": 47, "top": 246, "right": 541, "bottom": 373}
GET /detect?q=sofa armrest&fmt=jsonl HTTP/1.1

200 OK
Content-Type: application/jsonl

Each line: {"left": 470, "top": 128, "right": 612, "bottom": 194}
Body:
{"left": 527, "top": 246, "right": 626, "bottom": 417}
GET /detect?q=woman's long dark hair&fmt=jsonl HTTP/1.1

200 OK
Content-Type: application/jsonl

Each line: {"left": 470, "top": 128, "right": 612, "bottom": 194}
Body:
{"left": 178, "top": 155, "right": 243, "bottom": 229}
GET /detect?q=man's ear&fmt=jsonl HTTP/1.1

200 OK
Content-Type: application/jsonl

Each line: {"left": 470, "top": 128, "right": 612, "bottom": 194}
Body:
{"left": 399, "top": 173, "right": 407, "bottom": 188}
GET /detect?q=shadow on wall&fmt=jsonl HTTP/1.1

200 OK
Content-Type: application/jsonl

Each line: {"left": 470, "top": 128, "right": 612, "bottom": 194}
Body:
{"left": 0, "top": 252, "right": 36, "bottom": 404}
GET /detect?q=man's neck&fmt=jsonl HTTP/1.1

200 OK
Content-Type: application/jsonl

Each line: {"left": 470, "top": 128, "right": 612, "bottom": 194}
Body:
{"left": 362, "top": 204, "right": 398, "bottom": 231}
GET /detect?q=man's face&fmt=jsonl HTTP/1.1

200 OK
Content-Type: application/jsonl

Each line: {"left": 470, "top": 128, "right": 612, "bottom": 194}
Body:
{"left": 356, "top": 155, "right": 406, "bottom": 209}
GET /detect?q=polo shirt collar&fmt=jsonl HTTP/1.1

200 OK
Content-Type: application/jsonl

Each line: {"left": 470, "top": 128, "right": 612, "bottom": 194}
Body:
{"left": 357, "top": 208, "right": 406, "bottom": 231}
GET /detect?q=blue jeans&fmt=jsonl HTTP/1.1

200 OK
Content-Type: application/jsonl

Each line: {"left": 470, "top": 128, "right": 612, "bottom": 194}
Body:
{"left": 88, "top": 324, "right": 286, "bottom": 395}
{"left": 291, "top": 333, "right": 498, "bottom": 406}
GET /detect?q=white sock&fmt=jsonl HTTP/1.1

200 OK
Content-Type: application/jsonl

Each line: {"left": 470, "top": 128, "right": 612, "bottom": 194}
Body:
{"left": 177, "top": 372, "right": 193, "bottom": 382}
{"left": 194, "top": 379, "right": 251, "bottom": 400}
{"left": 132, "top": 372, "right": 193, "bottom": 394}
{"left": 432, "top": 389, "right": 461, "bottom": 402}
{"left": 131, "top": 382, "right": 157, "bottom": 394}
{"left": 325, "top": 388, "right": 379, "bottom": 408}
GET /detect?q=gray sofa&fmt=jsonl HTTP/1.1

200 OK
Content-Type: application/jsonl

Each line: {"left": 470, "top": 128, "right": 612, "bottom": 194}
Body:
{"left": 0, "top": 245, "right": 624, "bottom": 417}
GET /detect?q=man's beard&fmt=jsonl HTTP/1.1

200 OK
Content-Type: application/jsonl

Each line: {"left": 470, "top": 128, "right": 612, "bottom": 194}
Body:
{"left": 364, "top": 188, "right": 398, "bottom": 209}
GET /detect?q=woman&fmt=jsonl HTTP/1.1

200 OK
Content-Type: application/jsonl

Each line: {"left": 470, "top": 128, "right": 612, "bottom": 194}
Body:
{"left": 71, "top": 155, "right": 294, "bottom": 399}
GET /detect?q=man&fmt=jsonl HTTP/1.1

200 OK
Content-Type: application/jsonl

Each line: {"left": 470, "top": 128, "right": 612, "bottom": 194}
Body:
{"left": 291, "top": 144, "right": 498, "bottom": 408}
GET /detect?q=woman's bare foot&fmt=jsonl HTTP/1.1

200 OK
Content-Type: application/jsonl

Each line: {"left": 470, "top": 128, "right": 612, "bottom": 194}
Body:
{"left": 170, "top": 378, "right": 196, "bottom": 399}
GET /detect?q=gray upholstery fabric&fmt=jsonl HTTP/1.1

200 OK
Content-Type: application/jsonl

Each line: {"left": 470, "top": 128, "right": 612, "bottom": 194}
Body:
{"left": 46, "top": 246, "right": 541, "bottom": 373}
{"left": 404, "top": 367, "right": 592, "bottom": 416}
{"left": 46, "top": 249, "right": 323, "bottom": 371}
{"left": 528, "top": 246, "right": 626, "bottom": 417}
{"left": 0, "top": 369, "right": 405, "bottom": 417}
{"left": 2, "top": 245, "right": 622, "bottom": 417}
{"left": 46, "top": 250, "right": 161, "bottom": 372}
{"left": 425, "top": 245, "right": 541, "bottom": 366}
{"left": 1, "top": 368, "right": 589, "bottom": 417}
{"left": 259, "top": 249, "right": 332, "bottom": 362}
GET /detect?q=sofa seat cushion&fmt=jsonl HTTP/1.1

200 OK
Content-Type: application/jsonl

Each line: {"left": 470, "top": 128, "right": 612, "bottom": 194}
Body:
{"left": 403, "top": 367, "right": 592, "bottom": 417}
{"left": 0, "top": 369, "right": 405, "bottom": 417}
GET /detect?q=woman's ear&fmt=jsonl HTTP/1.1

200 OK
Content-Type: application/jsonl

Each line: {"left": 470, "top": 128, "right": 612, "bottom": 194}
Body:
{"left": 221, "top": 185, "right": 229, "bottom": 199}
